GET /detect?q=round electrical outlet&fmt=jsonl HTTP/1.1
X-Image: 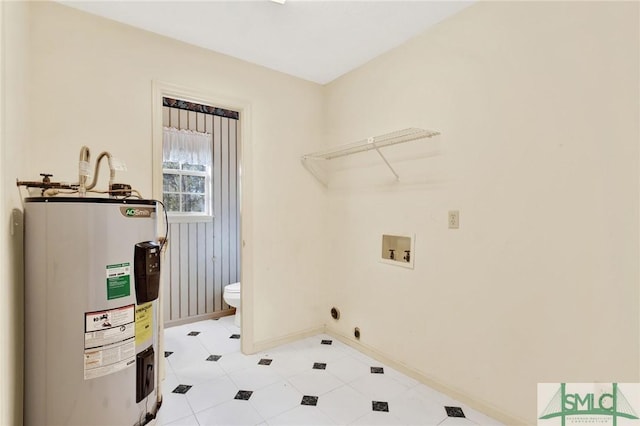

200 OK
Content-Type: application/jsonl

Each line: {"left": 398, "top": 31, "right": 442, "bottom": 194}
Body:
{"left": 330, "top": 307, "right": 340, "bottom": 320}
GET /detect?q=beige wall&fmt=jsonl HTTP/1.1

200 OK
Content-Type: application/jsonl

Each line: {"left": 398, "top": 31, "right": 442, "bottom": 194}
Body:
{"left": 3, "top": 2, "right": 329, "bottom": 421}
{"left": 3, "top": 1, "right": 639, "bottom": 425}
{"left": 24, "top": 0, "right": 327, "bottom": 357}
{"left": 1, "top": 1, "right": 29, "bottom": 424}
{"left": 324, "top": 2, "right": 639, "bottom": 424}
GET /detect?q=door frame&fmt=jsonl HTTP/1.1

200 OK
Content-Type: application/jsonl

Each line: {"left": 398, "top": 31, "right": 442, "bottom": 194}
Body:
{"left": 151, "top": 80, "right": 254, "bottom": 354}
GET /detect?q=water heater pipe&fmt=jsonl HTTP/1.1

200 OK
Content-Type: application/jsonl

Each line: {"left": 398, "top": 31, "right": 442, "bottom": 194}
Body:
{"left": 78, "top": 146, "right": 90, "bottom": 197}
{"left": 86, "top": 151, "right": 116, "bottom": 193}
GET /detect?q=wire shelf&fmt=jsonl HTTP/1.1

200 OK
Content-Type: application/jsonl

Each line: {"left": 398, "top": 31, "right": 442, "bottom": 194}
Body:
{"left": 302, "top": 128, "right": 439, "bottom": 161}
{"left": 301, "top": 128, "right": 440, "bottom": 185}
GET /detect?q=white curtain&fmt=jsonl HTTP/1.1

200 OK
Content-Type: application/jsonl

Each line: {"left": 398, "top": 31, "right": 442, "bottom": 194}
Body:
{"left": 163, "top": 127, "right": 212, "bottom": 165}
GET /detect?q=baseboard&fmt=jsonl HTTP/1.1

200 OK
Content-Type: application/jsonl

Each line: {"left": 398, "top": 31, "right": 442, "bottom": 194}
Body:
{"left": 325, "top": 327, "right": 527, "bottom": 426}
{"left": 250, "top": 325, "right": 326, "bottom": 353}
{"left": 163, "top": 309, "right": 235, "bottom": 328}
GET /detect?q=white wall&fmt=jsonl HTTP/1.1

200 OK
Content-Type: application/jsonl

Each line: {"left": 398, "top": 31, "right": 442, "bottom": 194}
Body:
{"left": 323, "top": 2, "right": 639, "bottom": 424}
{"left": 1, "top": 1, "right": 29, "bottom": 424}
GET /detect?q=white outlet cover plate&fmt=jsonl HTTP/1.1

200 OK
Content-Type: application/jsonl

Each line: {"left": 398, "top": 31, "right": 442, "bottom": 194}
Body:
{"left": 448, "top": 210, "right": 460, "bottom": 229}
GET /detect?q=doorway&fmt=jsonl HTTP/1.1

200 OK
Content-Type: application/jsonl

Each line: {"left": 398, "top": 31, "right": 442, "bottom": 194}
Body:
{"left": 152, "top": 81, "right": 254, "bottom": 354}
{"left": 160, "top": 96, "right": 240, "bottom": 327}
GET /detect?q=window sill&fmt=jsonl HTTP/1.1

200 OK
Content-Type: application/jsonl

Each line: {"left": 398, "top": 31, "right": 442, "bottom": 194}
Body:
{"left": 167, "top": 214, "right": 214, "bottom": 224}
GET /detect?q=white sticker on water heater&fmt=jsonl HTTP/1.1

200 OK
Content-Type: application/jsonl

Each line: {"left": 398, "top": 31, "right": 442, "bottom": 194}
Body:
{"left": 85, "top": 322, "right": 135, "bottom": 349}
{"left": 83, "top": 339, "right": 136, "bottom": 380}
{"left": 85, "top": 304, "right": 134, "bottom": 332}
{"left": 84, "top": 305, "right": 136, "bottom": 380}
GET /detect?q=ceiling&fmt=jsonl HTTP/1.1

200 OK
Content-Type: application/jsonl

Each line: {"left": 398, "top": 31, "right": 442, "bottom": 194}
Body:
{"left": 60, "top": 1, "right": 474, "bottom": 85}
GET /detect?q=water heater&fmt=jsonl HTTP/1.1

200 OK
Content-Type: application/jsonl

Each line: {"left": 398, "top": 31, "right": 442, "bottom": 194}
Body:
{"left": 24, "top": 197, "right": 162, "bottom": 425}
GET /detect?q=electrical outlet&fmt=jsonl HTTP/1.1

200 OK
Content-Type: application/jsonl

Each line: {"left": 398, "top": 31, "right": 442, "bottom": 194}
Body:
{"left": 448, "top": 210, "right": 459, "bottom": 229}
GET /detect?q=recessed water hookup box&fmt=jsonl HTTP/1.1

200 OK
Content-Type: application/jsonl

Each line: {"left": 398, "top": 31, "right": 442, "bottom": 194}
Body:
{"left": 381, "top": 234, "right": 415, "bottom": 269}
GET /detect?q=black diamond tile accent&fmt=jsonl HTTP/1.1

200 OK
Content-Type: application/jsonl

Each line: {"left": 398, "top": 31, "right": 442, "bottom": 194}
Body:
{"left": 445, "top": 406, "right": 466, "bottom": 418}
{"left": 230, "top": 334, "right": 241, "bottom": 339}
{"left": 321, "top": 339, "right": 332, "bottom": 345}
{"left": 172, "top": 385, "right": 192, "bottom": 394}
{"left": 187, "top": 331, "right": 200, "bottom": 336}
{"left": 234, "top": 390, "right": 253, "bottom": 400}
{"left": 371, "top": 367, "right": 384, "bottom": 374}
{"left": 164, "top": 351, "right": 173, "bottom": 358}
{"left": 207, "top": 355, "right": 222, "bottom": 362}
{"left": 372, "top": 401, "right": 389, "bottom": 412}
{"left": 258, "top": 358, "right": 272, "bottom": 365}
{"left": 313, "top": 362, "right": 326, "bottom": 370}
{"left": 301, "top": 395, "right": 318, "bottom": 406}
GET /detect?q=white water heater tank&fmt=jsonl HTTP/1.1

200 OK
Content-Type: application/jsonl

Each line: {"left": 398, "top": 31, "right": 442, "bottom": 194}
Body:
{"left": 24, "top": 197, "right": 162, "bottom": 425}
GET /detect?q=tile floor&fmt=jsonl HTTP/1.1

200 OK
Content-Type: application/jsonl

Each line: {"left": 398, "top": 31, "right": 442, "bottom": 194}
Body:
{"left": 156, "top": 316, "right": 503, "bottom": 426}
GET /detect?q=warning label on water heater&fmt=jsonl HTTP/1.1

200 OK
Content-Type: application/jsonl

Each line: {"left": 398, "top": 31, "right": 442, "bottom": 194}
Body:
{"left": 135, "top": 303, "right": 153, "bottom": 346}
{"left": 84, "top": 305, "right": 136, "bottom": 380}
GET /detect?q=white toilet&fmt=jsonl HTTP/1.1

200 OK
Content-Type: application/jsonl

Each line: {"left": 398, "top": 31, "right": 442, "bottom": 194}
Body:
{"left": 223, "top": 282, "right": 241, "bottom": 327}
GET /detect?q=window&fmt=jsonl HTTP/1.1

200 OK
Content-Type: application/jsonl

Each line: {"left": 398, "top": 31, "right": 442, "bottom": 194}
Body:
{"left": 162, "top": 161, "right": 208, "bottom": 213}
{"left": 162, "top": 127, "right": 212, "bottom": 216}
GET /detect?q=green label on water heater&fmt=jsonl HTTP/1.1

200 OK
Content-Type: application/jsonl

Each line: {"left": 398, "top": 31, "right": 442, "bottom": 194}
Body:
{"left": 106, "top": 263, "right": 131, "bottom": 300}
